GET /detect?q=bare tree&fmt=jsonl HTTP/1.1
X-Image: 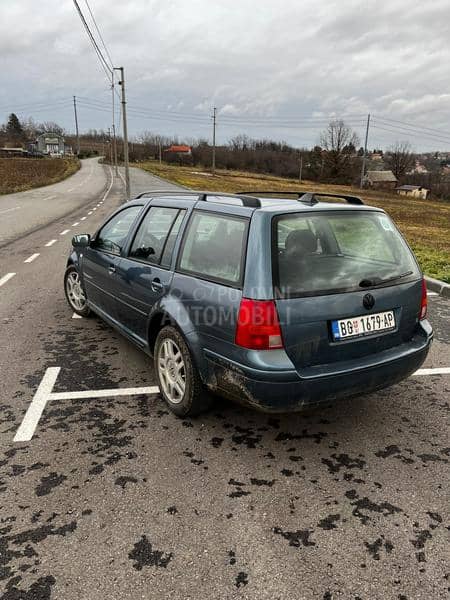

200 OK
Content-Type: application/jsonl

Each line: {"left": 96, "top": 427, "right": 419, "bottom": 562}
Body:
{"left": 384, "top": 141, "right": 415, "bottom": 180}
{"left": 319, "top": 120, "right": 360, "bottom": 181}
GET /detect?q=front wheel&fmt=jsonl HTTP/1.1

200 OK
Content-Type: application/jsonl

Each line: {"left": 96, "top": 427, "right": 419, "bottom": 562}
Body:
{"left": 154, "top": 326, "right": 211, "bottom": 417}
{"left": 64, "top": 265, "right": 91, "bottom": 317}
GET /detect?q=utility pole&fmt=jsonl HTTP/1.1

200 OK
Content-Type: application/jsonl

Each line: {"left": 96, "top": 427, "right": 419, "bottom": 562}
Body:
{"left": 299, "top": 155, "right": 303, "bottom": 182}
{"left": 158, "top": 137, "right": 162, "bottom": 164}
{"left": 114, "top": 66, "right": 130, "bottom": 200}
{"left": 107, "top": 127, "right": 112, "bottom": 165}
{"left": 111, "top": 76, "right": 118, "bottom": 176}
{"left": 73, "top": 96, "right": 80, "bottom": 156}
{"left": 360, "top": 113, "right": 371, "bottom": 189}
{"left": 212, "top": 106, "right": 216, "bottom": 175}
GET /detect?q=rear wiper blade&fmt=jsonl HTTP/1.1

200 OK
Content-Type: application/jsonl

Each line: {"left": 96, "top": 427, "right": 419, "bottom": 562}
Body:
{"left": 359, "top": 271, "right": 413, "bottom": 288}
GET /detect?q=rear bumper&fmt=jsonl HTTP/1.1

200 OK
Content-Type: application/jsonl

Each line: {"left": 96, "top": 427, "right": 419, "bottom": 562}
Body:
{"left": 203, "top": 323, "right": 433, "bottom": 412}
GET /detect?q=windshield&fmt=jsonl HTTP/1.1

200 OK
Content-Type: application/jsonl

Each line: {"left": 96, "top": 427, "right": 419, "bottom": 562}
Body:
{"left": 273, "top": 210, "right": 420, "bottom": 297}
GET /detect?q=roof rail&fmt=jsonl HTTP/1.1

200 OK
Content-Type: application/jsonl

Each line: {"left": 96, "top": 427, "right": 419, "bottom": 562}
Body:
{"left": 237, "top": 190, "right": 364, "bottom": 205}
{"left": 134, "top": 190, "right": 261, "bottom": 208}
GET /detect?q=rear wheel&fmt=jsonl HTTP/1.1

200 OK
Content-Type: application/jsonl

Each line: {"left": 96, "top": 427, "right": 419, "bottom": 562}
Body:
{"left": 154, "top": 326, "right": 211, "bottom": 417}
{"left": 64, "top": 265, "right": 91, "bottom": 317}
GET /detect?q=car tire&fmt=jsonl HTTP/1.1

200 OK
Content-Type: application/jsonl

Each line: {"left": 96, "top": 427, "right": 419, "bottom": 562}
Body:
{"left": 64, "top": 265, "right": 91, "bottom": 317}
{"left": 154, "top": 326, "right": 211, "bottom": 417}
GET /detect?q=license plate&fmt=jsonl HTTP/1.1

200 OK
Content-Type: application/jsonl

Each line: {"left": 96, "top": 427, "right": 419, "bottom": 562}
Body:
{"left": 331, "top": 310, "right": 396, "bottom": 340}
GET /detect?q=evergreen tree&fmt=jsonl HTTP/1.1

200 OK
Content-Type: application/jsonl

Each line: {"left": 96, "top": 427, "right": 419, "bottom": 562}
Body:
{"left": 6, "top": 113, "right": 24, "bottom": 140}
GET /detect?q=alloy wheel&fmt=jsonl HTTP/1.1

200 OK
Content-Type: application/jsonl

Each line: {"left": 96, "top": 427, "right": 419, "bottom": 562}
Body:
{"left": 157, "top": 338, "right": 186, "bottom": 404}
{"left": 66, "top": 270, "right": 87, "bottom": 311}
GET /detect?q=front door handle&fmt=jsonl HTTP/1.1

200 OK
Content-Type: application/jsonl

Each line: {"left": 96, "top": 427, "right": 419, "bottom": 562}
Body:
{"left": 108, "top": 265, "right": 116, "bottom": 274}
{"left": 151, "top": 277, "right": 164, "bottom": 292}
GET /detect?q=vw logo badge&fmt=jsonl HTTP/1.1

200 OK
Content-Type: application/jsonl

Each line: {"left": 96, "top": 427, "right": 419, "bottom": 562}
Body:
{"left": 363, "top": 293, "right": 375, "bottom": 310}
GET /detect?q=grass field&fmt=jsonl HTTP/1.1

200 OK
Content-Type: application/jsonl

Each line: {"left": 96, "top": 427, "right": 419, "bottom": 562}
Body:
{"left": 0, "top": 157, "right": 80, "bottom": 195}
{"left": 138, "top": 161, "right": 450, "bottom": 283}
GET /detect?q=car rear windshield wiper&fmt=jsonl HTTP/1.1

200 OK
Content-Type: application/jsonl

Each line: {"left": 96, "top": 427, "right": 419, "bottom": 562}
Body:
{"left": 359, "top": 271, "right": 414, "bottom": 288}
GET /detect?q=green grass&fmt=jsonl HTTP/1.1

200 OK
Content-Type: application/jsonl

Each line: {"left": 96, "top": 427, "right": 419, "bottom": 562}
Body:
{"left": 137, "top": 161, "right": 450, "bottom": 283}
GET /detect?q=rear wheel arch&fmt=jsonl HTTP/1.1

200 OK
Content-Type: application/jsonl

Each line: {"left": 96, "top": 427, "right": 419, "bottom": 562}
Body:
{"left": 148, "top": 311, "right": 175, "bottom": 354}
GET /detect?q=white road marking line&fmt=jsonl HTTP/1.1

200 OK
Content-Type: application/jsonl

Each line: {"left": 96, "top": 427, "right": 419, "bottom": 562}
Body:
{"left": 13, "top": 366, "right": 160, "bottom": 442}
{"left": 117, "top": 170, "right": 126, "bottom": 186}
{"left": 24, "top": 253, "right": 40, "bottom": 263}
{"left": 93, "top": 207, "right": 97, "bottom": 211}
{"left": 45, "top": 239, "right": 57, "bottom": 247}
{"left": 414, "top": 367, "right": 450, "bottom": 376}
{"left": 68, "top": 188, "right": 75, "bottom": 192}
{"left": 0, "top": 272, "right": 16, "bottom": 287}
{"left": 42, "top": 195, "right": 56, "bottom": 201}
{"left": 14, "top": 367, "right": 61, "bottom": 443}
{"left": 88, "top": 211, "right": 92, "bottom": 215}
{"left": 60, "top": 229, "right": 70, "bottom": 235}
{"left": 72, "top": 312, "right": 83, "bottom": 319}
{"left": 0, "top": 206, "right": 21, "bottom": 215}
{"left": 427, "top": 292, "right": 438, "bottom": 297}
{"left": 80, "top": 217, "right": 87, "bottom": 221}
{"left": 50, "top": 386, "right": 160, "bottom": 400}
{"left": 72, "top": 222, "right": 80, "bottom": 227}
{"left": 101, "top": 165, "right": 114, "bottom": 202}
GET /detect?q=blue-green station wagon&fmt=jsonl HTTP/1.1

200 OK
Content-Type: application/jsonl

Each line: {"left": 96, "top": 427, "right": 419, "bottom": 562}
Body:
{"left": 65, "top": 190, "right": 433, "bottom": 416}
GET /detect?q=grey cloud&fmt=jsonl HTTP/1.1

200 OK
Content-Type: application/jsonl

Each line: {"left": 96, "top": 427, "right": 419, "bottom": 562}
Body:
{"left": 1, "top": 0, "right": 449, "bottom": 149}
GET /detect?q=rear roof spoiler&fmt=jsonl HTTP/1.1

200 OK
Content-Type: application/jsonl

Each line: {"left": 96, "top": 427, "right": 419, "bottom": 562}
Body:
{"left": 237, "top": 190, "right": 364, "bottom": 206}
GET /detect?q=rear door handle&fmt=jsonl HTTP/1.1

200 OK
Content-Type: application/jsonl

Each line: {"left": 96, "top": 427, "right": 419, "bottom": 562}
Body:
{"left": 151, "top": 277, "right": 164, "bottom": 292}
{"left": 108, "top": 265, "right": 116, "bottom": 274}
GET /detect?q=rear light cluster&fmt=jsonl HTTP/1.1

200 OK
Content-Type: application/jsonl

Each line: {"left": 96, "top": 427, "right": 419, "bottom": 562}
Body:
{"left": 419, "top": 278, "right": 427, "bottom": 320}
{"left": 235, "top": 298, "right": 283, "bottom": 350}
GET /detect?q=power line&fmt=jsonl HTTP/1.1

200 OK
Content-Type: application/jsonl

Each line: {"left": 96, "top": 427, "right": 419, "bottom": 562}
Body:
{"left": 373, "top": 114, "right": 450, "bottom": 138}
{"left": 72, "top": 0, "right": 112, "bottom": 83}
{"left": 83, "top": 0, "right": 114, "bottom": 69}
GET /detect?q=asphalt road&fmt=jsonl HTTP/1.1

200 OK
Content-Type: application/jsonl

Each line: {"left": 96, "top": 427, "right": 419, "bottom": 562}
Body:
{"left": 0, "top": 159, "right": 449, "bottom": 600}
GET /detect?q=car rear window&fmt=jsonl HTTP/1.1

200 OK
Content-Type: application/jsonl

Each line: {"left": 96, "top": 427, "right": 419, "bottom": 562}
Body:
{"left": 273, "top": 211, "right": 420, "bottom": 297}
{"left": 178, "top": 211, "right": 248, "bottom": 286}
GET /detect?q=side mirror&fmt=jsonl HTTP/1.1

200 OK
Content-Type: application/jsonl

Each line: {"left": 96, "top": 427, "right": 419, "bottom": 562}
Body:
{"left": 72, "top": 234, "right": 91, "bottom": 248}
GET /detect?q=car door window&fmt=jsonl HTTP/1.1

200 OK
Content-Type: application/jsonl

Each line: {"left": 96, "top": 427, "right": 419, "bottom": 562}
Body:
{"left": 178, "top": 211, "right": 248, "bottom": 286}
{"left": 96, "top": 206, "right": 142, "bottom": 255}
{"left": 129, "top": 207, "right": 184, "bottom": 265}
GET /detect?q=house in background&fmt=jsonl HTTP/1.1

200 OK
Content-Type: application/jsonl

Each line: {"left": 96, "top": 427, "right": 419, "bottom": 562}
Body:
{"left": 396, "top": 184, "right": 429, "bottom": 200}
{"left": 364, "top": 170, "right": 397, "bottom": 190}
{"left": 164, "top": 144, "right": 192, "bottom": 156}
{"left": 35, "top": 132, "right": 65, "bottom": 156}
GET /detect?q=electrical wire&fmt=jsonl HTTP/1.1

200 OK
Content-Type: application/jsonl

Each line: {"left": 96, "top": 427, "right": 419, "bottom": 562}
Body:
{"left": 72, "top": 0, "right": 112, "bottom": 83}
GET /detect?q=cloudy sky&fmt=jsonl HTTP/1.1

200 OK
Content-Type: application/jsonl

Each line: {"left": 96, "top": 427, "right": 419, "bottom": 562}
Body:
{"left": 1, "top": 0, "right": 450, "bottom": 150}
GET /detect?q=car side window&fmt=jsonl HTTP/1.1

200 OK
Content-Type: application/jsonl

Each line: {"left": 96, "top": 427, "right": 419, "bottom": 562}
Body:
{"left": 96, "top": 206, "right": 142, "bottom": 255}
{"left": 178, "top": 211, "right": 248, "bottom": 286}
{"left": 129, "top": 207, "right": 184, "bottom": 265}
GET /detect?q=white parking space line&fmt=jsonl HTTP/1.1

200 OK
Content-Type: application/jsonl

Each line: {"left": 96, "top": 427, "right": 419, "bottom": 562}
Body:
{"left": 0, "top": 272, "right": 16, "bottom": 287}
{"left": 72, "top": 312, "right": 83, "bottom": 319}
{"left": 14, "top": 367, "right": 61, "bottom": 443}
{"left": 60, "top": 229, "right": 70, "bottom": 235}
{"left": 414, "top": 367, "right": 450, "bottom": 376}
{"left": 72, "top": 222, "right": 80, "bottom": 227}
{"left": 50, "top": 386, "right": 160, "bottom": 400}
{"left": 13, "top": 367, "right": 160, "bottom": 442}
{"left": 24, "top": 253, "right": 40, "bottom": 263}
{"left": 80, "top": 217, "right": 87, "bottom": 221}
{"left": 45, "top": 239, "right": 57, "bottom": 247}
{"left": 0, "top": 206, "right": 21, "bottom": 215}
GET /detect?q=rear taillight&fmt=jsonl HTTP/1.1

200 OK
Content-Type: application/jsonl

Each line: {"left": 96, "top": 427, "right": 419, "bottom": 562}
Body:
{"left": 419, "top": 278, "right": 427, "bottom": 320}
{"left": 235, "top": 298, "right": 283, "bottom": 350}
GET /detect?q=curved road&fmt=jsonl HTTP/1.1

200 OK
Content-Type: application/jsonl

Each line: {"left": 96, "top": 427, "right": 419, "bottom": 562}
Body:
{"left": 0, "top": 161, "right": 449, "bottom": 600}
